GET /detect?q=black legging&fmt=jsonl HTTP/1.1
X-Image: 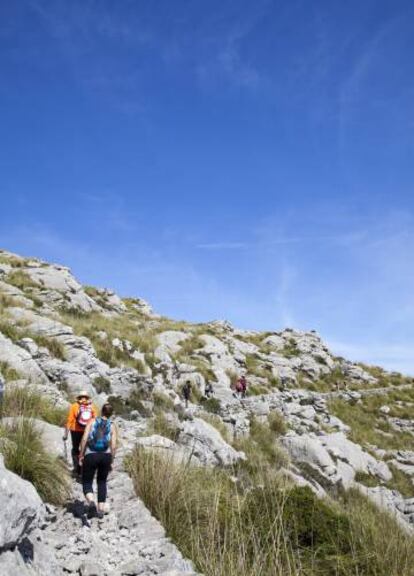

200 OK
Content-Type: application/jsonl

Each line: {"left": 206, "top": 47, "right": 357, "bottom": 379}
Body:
{"left": 70, "top": 430, "right": 84, "bottom": 472}
{"left": 82, "top": 452, "right": 112, "bottom": 503}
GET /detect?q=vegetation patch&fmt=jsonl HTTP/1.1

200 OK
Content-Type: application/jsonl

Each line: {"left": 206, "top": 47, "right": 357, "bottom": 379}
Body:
{"left": 0, "top": 419, "right": 71, "bottom": 504}
{"left": 1, "top": 385, "right": 67, "bottom": 426}
{"left": 281, "top": 338, "right": 301, "bottom": 358}
{"left": 201, "top": 397, "right": 221, "bottom": 414}
{"left": 6, "top": 270, "right": 38, "bottom": 291}
{"left": 126, "top": 449, "right": 414, "bottom": 576}
{"left": 0, "top": 361, "right": 21, "bottom": 382}
{"left": 328, "top": 397, "right": 414, "bottom": 451}
{"left": 147, "top": 412, "right": 180, "bottom": 442}
{"left": 28, "top": 333, "right": 67, "bottom": 360}
{"left": 93, "top": 376, "right": 112, "bottom": 394}
{"left": 0, "top": 317, "right": 21, "bottom": 341}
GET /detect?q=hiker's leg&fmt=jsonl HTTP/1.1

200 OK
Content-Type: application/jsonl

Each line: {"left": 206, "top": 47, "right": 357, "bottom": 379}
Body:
{"left": 70, "top": 431, "right": 83, "bottom": 473}
{"left": 82, "top": 453, "right": 98, "bottom": 503}
{"left": 96, "top": 454, "right": 111, "bottom": 509}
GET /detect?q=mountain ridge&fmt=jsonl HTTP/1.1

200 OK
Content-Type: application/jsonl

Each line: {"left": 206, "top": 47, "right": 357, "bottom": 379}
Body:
{"left": 1, "top": 247, "right": 414, "bottom": 575}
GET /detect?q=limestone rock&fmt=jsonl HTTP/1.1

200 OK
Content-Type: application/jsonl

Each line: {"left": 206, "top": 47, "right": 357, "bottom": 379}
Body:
{"left": 0, "top": 454, "right": 44, "bottom": 550}
{"left": 178, "top": 418, "right": 245, "bottom": 467}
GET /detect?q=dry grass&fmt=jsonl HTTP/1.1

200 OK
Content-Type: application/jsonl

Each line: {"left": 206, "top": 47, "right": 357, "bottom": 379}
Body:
{"left": 126, "top": 449, "right": 414, "bottom": 576}
{"left": 6, "top": 269, "right": 38, "bottom": 290}
{"left": 329, "top": 396, "right": 414, "bottom": 451}
{"left": 0, "top": 361, "right": 21, "bottom": 381}
{"left": 2, "top": 385, "right": 67, "bottom": 426}
{"left": 0, "top": 419, "right": 71, "bottom": 504}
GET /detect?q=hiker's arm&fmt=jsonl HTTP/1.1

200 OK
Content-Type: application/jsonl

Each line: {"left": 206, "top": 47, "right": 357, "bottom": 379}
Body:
{"left": 110, "top": 423, "right": 117, "bottom": 460}
{"left": 78, "top": 421, "right": 93, "bottom": 463}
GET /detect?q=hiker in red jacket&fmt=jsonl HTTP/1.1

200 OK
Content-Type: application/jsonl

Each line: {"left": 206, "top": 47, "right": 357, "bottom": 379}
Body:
{"left": 240, "top": 375, "right": 247, "bottom": 398}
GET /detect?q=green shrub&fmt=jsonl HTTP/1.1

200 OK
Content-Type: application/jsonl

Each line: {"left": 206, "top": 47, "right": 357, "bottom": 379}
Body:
{"left": 93, "top": 376, "right": 112, "bottom": 395}
{"left": 281, "top": 338, "right": 300, "bottom": 358}
{"left": 202, "top": 397, "right": 221, "bottom": 414}
{"left": 0, "top": 419, "right": 71, "bottom": 505}
{"left": 108, "top": 388, "right": 151, "bottom": 418}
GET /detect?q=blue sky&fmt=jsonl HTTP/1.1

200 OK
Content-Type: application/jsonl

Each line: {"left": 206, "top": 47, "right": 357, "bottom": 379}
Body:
{"left": 1, "top": 0, "right": 414, "bottom": 373}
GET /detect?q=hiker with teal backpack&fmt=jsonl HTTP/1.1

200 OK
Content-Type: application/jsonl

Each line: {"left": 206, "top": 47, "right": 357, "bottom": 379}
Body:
{"left": 78, "top": 403, "right": 117, "bottom": 519}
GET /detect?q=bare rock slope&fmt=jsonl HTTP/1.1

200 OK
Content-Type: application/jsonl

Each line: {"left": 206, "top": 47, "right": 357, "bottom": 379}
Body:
{"left": 1, "top": 248, "right": 414, "bottom": 573}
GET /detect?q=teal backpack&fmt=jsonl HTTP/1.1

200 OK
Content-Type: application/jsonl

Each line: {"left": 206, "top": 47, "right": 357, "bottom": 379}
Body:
{"left": 88, "top": 418, "right": 111, "bottom": 452}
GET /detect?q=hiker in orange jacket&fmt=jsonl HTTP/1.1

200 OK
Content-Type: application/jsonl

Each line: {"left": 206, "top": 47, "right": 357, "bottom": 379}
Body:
{"left": 63, "top": 390, "right": 97, "bottom": 476}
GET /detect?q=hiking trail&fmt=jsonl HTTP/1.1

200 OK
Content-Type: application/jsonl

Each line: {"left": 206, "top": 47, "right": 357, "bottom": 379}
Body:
{"left": 21, "top": 423, "right": 199, "bottom": 576}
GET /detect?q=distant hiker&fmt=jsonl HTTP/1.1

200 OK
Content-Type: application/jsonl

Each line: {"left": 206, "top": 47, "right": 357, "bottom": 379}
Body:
{"left": 236, "top": 375, "right": 247, "bottom": 399}
{"left": 182, "top": 380, "right": 192, "bottom": 408}
{"left": 205, "top": 381, "right": 214, "bottom": 399}
{"left": 63, "top": 391, "right": 96, "bottom": 477}
{"left": 79, "top": 403, "right": 117, "bottom": 519}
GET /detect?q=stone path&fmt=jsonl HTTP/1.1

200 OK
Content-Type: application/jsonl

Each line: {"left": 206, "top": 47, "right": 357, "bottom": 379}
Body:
{"left": 18, "top": 444, "right": 199, "bottom": 576}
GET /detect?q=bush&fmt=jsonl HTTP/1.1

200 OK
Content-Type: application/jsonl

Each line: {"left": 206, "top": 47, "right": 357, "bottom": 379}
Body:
{"left": 93, "top": 376, "right": 112, "bottom": 395}
{"left": 202, "top": 397, "right": 221, "bottom": 414}
{"left": 108, "top": 389, "right": 151, "bottom": 418}
{"left": 0, "top": 419, "right": 71, "bottom": 505}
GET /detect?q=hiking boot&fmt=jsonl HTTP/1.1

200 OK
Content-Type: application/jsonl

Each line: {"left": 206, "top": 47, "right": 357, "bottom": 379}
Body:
{"left": 87, "top": 502, "right": 97, "bottom": 519}
{"left": 96, "top": 510, "right": 104, "bottom": 520}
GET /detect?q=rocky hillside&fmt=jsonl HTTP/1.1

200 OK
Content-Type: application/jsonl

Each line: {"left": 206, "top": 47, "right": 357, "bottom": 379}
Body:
{"left": 1, "top": 248, "right": 414, "bottom": 575}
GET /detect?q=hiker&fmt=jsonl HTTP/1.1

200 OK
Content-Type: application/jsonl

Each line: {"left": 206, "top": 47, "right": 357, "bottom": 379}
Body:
{"left": 237, "top": 375, "right": 247, "bottom": 398}
{"left": 205, "top": 380, "right": 214, "bottom": 399}
{"left": 63, "top": 391, "right": 96, "bottom": 477}
{"left": 79, "top": 403, "right": 117, "bottom": 519}
{"left": 182, "top": 380, "right": 191, "bottom": 408}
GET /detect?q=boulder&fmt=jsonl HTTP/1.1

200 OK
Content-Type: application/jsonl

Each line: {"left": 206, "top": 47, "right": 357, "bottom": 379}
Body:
{"left": 23, "top": 264, "right": 101, "bottom": 313}
{"left": 0, "top": 332, "right": 48, "bottom": 384}
{"left": 177, "top": 418, "right": 245, "bottom": 467}
{"left": 320, "top": 433, "right": 392, "bottom": 482}
{"left": 157, "top": 331, "right": 189, "bottom": 354}
{"left": 0, "top": 454, "right": 44, "bottom": 550}
{"left": 282, "top": 435, "right": 338, "bottom": 485}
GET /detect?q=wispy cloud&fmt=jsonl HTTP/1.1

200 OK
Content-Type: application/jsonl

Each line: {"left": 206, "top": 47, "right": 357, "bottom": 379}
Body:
{"left": 196, "top": 232, "right": 366, "bottom": 250}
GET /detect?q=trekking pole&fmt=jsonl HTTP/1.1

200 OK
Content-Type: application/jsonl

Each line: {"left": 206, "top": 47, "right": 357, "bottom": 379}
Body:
{"left": 63, "top": 436, "right": 68, "bottom": 463}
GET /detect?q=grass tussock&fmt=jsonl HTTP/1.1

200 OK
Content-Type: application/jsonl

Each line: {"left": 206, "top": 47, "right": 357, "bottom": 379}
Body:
{"left": 126, "top": 449, "right": 414, "bottom": 576}
{"left": 2, "top": 385, "right": 67, "bottom": 426}
{"left": 6, "top": 269, "right": 38, "bottom": 291}
{"left": 28, "top": 333, "right": 67, "bottom": 360}
{"left": 0, "top": 419, "right": 71, "bottom": 505}
{"left": 0, "top": 317, "right": 21, "bottom": 341}
{"left": 0, "top": 361, "right": 21, "bottom": 381}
